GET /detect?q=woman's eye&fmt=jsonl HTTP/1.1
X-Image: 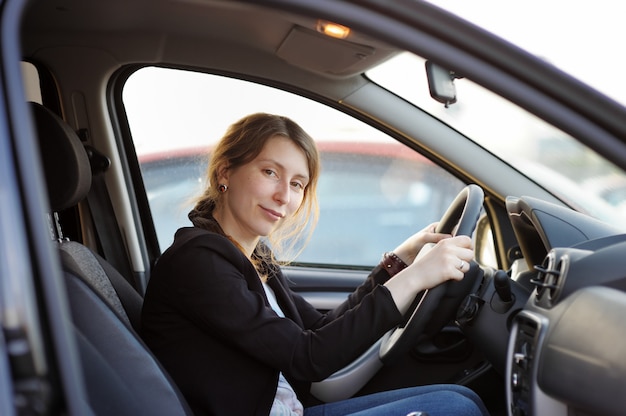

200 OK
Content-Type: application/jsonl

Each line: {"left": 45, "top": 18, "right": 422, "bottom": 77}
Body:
{"left": 264, "top": 169, "right": 276, "bottom": 177}
{"left": 291, "top": 181, "right": 304, "bottom": 190}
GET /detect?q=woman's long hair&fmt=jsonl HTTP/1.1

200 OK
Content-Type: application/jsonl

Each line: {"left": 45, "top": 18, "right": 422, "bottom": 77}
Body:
{"left": 188, "top": 113, "right": 320, "bottom": 265}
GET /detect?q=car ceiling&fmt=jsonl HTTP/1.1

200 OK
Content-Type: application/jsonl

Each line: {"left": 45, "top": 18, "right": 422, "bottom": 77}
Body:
{"left": 21, "top": 0, "right": 397, "bottom": 80}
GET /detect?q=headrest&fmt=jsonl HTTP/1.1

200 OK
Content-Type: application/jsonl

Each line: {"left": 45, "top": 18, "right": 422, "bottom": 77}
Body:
{"left": 31, "top": 102, "right": 92, "bottom": 212}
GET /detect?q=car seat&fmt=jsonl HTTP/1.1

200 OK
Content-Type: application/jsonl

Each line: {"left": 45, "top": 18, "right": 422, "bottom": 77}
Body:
{"left": 30, "top": 101, "right": 192, "bottom": 415}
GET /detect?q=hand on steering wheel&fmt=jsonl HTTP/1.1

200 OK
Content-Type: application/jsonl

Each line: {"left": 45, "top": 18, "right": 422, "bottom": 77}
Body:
{"left": 407, "top": 235, "right": 473, "bottom": 292}
{"left": 379, "top": 184, "right": 484, "bottom": 363}
{"left": 390, "top": 222, "right": 452, "bottom": 266}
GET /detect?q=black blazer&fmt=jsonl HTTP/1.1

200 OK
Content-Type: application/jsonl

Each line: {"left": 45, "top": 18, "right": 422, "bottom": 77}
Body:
{"left": 141, "top": 227, "right": 402, "bottom": 416}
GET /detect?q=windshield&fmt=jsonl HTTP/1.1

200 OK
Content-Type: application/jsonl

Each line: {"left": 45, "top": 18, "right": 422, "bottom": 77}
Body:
{"left": 367, "top": 53, "right": 626, "bottom": 229}
{"left": 425, "top": 0, "right": 626, "bottom": 107}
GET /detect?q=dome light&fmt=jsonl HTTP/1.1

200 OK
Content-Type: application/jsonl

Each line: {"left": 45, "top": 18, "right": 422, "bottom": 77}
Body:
{"left": 316, "top": 20, "right": 350, "bottom": 39}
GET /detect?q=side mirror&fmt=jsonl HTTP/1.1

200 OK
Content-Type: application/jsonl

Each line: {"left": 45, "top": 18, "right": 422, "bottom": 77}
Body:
{"left": 425, "top": 61, "right": 462, "bottom": 107}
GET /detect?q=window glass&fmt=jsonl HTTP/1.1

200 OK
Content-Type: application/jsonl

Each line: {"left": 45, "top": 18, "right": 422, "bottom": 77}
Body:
{"left": 123, "top": 67, "right": 465, "bottom": 267}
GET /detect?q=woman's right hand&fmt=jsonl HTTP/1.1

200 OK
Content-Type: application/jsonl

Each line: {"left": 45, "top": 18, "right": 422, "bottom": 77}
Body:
{"left": 383, "top": 235, "right": 473, "bottom": 314}
{"left": 391, "top": 222, "right": 450, "bottom": 265}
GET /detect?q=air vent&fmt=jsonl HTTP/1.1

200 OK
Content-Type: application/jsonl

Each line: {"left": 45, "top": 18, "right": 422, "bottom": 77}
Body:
{"left": 531, "top": 252, "right": 568, "bottom": 306}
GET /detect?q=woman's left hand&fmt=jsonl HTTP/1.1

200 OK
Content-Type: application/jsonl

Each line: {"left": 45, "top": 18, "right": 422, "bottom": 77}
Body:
{"left": 391, "top": 222, "right": 451, "bottom": 265}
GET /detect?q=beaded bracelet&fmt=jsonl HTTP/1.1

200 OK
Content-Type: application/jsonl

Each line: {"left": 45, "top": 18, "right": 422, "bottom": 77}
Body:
{"left": 381, "top": 251, "right": 408, "bottom": 278}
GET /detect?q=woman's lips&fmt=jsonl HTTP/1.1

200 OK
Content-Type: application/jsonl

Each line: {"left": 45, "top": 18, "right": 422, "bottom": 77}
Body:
{"left": 261, "top": 206, "right": 284, "bottom": 221}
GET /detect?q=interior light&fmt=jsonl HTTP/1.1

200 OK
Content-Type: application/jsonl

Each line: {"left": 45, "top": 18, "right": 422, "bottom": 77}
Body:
{"left": 316, "top": 20, "right": 350, "bottom": 39}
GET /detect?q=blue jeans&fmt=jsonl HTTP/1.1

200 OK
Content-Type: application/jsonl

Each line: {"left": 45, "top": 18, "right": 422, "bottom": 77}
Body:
{"left": 304, "top": 384, "right": 489, "bottom": 416}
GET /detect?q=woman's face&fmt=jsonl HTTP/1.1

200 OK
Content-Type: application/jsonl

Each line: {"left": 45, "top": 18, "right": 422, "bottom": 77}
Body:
{"left": 217, "top": 135, "right": 310, "bottom": 252}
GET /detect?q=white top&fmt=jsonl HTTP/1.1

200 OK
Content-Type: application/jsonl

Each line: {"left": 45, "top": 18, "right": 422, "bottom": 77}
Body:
{"left": 262, "top": 282, "right": 305, "bottom": 416}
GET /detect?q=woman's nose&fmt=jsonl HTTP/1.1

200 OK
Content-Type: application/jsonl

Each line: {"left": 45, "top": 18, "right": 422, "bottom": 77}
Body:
{"left": 274, "top": 180, "right": 290, "bottom": 204}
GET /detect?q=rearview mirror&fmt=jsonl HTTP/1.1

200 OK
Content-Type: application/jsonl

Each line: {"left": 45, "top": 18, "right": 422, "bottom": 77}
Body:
{"left": 425, "top": 61, "right": 462, "bottom": 107}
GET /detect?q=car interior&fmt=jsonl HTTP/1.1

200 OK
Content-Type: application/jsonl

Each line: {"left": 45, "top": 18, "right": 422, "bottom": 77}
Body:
{"left": 2, "top": 0, "right": 626, "bottom": 415}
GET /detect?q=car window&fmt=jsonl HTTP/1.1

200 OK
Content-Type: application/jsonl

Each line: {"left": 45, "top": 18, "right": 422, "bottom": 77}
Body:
{"left": 123, "top": 68, "right": 466, "bottom": 267}
{"left": 368, "top": 52, "right": 626, "bottom": 229}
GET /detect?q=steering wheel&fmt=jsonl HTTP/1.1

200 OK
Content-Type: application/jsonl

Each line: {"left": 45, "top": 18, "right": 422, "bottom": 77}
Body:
{"left": 379, "top": 184, "right": 484, "bottom": 363}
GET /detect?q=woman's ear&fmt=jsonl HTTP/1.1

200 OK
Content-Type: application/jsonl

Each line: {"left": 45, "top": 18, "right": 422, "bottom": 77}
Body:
{"left": 217, "top": 164, "right": 230, "bottom": 184}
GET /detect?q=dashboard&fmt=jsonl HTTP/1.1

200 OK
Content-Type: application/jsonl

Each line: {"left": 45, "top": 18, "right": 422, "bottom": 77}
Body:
{"left": 463, "top": 195, "right": 626, "bottom": 416}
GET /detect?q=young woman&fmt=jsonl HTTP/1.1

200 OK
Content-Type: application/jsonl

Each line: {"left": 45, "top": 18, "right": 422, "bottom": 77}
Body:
{"left": 141, "top": 113, "right": 489, "bottom": 416}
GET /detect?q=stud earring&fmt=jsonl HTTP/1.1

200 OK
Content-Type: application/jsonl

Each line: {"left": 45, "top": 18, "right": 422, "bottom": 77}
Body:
{"left": 218, "top": 184, "right": 228, "bottom": 193}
